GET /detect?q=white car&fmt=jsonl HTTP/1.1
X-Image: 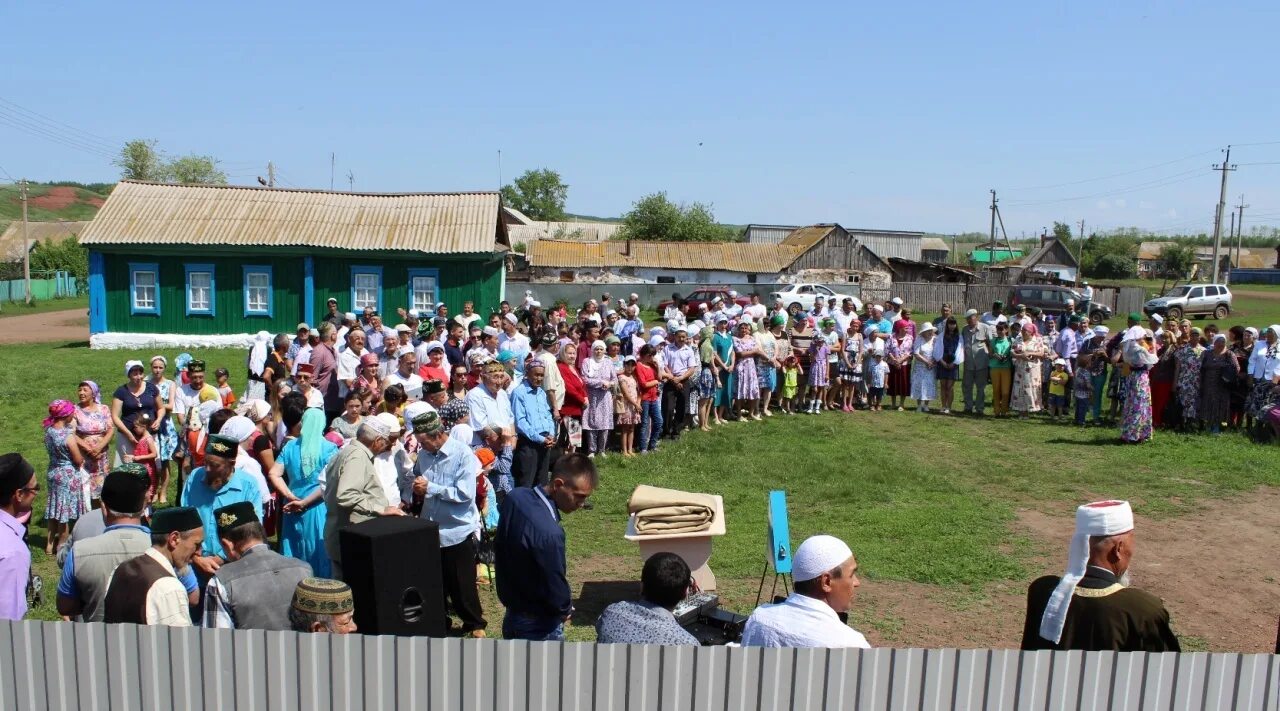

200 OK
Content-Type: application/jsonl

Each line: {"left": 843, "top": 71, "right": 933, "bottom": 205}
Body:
{"left": 770, "top": 284, "right": 862, "bottom": 314}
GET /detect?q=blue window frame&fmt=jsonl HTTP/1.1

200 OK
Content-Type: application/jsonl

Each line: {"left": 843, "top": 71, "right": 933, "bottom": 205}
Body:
{"left": 128, "top": 262, "right": 160, "bottom": 316}
{"left": 350, "top": 266, "right": 382, "bottom": 313}
{"left": 406, "top": 268, "right": 440, "bottom": 314}
{"left": 184, "top": 263, "right": 216, "bottom": 316}
{"left": 242, "top": 265, "right": 273, "bottom": 318}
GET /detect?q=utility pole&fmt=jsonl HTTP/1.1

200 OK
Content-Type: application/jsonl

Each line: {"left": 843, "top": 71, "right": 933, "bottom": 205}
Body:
{"left": 1076, "top": 219, "right": 1085, "bottom": 286}
{"left": 1235, "top": 195, "right": 1248, "bottom": 271}
{"left": 330, "top": 153, "right": 335, "bottom": 191}
{"left": 989, "top": 190, "right": 997, "bottom": 248}
{"left": 267, "top": 161, "right": 275, "bottom": 188}
{"left": 20, "top": 179, "right": 30, "bottom": 304}
{"left": 498, "top": 149, "right": 503, "bottom": 190}
{"left": 950, "top": 233, "right": 957, "bottom": 265}
{"left": 346, "top": 170, "right": 354, "bottom": 191}
{"left": 1211, "top": 146, "right": 1236, "bottom": 283}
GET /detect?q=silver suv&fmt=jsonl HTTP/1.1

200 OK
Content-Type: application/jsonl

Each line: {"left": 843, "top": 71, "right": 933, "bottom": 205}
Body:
{"left": 1143, "top": 283, "right": 1233, "bottom": 320}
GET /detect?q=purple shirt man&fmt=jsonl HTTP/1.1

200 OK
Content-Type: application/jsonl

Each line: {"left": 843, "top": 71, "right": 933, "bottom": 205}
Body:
{"left": 0, "top": 454, "right": 37, "bottom": 621}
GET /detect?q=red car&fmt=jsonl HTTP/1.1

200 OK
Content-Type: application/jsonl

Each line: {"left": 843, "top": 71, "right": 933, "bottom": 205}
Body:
{"left": 656, "top": 288, "right": 754, "bottom": 319}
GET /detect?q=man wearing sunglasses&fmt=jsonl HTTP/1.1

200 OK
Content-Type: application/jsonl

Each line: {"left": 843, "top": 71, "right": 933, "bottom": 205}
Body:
{"left": 0, "top": 454, "right": 37, "bottom": 621}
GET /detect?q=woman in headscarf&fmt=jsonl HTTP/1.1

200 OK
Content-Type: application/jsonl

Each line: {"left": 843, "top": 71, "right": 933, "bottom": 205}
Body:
{"left": 355, "top": 352, "right": 384, "bottom": 413}
{"left": 1011, "top": 323, "right": 1047, "bottom": 418}
{"left": 910, "top": 322, "right": 939, "bottom": 412}
{"left": 1198, "top": 334, "right": 1239, "bottom": 435}
{"left": 696, "top": 326, "right": 719, "bottom": 430}
{"left": 933, "top": 317, "right": 963, "bottom": 415}
{"left": 1246, "top": 325, "right": 1280, "bottom": 426}
{"left": 711, "top": 317, "right": 736, "bottom": 422}
{"left": 1148, "top": 327, "right": 1178, "bottom": 429}
{"left": 72, "top": 380, "right": 113, "bottom": 503}
{"left": 557, "top": 343, "right": 587, "bottom": 452}
{"left": 885, "top": 320, "right": 914, "bottom": 411}
{"left": 111, "top": 360, "right": 163, "bottom": 468}
{"left": 989, "top": 321, "right": 1014, "bottom": 416}
{"left": 1120, "top": 328, "right": 1159, "bottom": 443}
{"left": 1172, "top": 327, "right": 1205, "bottom": 429}
{"left": 605, "top": 336, "right": 624, "bottom": 374}
{"left": 245, "top": 330, "right": 272, "bottom": 402}
{"left": 759, "top": 315, "right": 788, "bottom": 415}
{"left": 439, "top": 397, "right": 474, "bottom": 446}
{"left": 733, "top": 321, "right": 762, "bottom": 420}
{"left": 269, "top": 408, "right": 336, "bottom": 576}
{"left": 581, "top": 340, "right": 617, "bottom": 457}
{"left": 1226, "top": 325, "right": 1254, "bottom": 429}
{"left": 146, "top": 355, "right": 179, "bottom": 504}
{"left": 43, "top": 399, "right": 86, "bottom": 555}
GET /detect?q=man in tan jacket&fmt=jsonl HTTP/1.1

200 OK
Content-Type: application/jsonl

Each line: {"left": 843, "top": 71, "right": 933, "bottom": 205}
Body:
{"left": 322, "top": 419, "right": 404, "bottom": 578}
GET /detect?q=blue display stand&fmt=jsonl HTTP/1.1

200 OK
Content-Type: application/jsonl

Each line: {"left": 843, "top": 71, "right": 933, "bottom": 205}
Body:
{"left": 756, "top": 490, "right": 793, "bottom": 606}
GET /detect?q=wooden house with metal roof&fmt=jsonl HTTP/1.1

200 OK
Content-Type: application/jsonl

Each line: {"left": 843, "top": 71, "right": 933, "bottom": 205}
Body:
{"left": 79, "top": 181, "right": 509, "bottom": 347}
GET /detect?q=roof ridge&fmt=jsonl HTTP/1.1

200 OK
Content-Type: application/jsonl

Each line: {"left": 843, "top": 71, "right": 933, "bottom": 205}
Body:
{"left": 116, "top": 179, "right": 500, "bottom": 198}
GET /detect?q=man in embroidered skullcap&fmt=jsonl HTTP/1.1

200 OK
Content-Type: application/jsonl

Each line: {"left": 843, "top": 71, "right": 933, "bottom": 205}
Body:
{"left": 1021, "top": 500, "right": 1180, "bottom": 652}
{"left": 289, "top": 577, "right": 358, "bottom": 634}
{"left": 202, "top": 502, "right": 311, "bottom": 630}
{"left": 322, "top": 417, "right": 404, "bottom": 579}
{"left": 103, "top": 506, "right": 205, "bottom": 626}
{"left": 180, "top": 433, "right": 263, "bottom": 580}
{"left": 740, "top": 534, "right": 869, "bottom": 648}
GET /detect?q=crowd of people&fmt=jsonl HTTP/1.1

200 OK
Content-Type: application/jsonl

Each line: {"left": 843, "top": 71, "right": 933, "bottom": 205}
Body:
{"left": 0, "top": 287, "right": 1276, "bottom": 648}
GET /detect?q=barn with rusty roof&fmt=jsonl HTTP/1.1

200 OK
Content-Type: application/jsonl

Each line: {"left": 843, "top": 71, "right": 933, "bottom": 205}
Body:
{"left": 79, "top": 181, "right": 509, "bottom": 346}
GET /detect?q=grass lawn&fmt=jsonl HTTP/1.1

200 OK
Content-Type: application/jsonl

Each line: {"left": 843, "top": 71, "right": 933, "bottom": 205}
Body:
{"left": 4, "top": 339, "right": 1278, "bottom": 647}
{"left": 0, "top": 294, "right": 88, "bottom": 319}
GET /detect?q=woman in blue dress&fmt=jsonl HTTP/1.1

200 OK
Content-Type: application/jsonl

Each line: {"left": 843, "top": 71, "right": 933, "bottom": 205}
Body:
{"left": 711, "top": 317, "right": 736, "bottom": 423}
{"left": 267, "top": 408, "right": 336, "bottom": 576}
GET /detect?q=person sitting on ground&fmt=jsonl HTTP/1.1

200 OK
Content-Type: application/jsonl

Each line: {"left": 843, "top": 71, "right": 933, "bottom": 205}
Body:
{"left": 289, "top": 577, "right": 358, "bottom": 634}
{"left": 202, "top": 501, "right": 312, "bottom": 630}
{"left": 1021, "top": 499, "right": 1180, "bottom": 652}
{"left": 740, "top": 534, "right": 870, "bottom": 648}
{"left": 595, "top": 552, "right": 699, "bottom": 645}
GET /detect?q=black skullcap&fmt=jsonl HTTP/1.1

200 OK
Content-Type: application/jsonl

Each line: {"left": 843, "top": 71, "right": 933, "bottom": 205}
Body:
{"left": 150, "top": 506, "right": 203, "bottom": 534}
{"left": 101, "top": 466, "right": 150, "bottom": 514}
{"left": 214, "top": 501, "right": 259, "bottom": 535}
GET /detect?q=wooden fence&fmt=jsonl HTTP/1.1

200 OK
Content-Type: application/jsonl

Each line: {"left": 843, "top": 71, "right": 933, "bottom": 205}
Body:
{"left": 888, "top": 283, "right": 1146, "bottom": 316}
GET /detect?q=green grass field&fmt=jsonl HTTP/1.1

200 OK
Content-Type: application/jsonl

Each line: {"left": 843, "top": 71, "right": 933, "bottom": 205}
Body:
{"left": 0, "top": 294, "right": 88, "bottom": 318}
{"left": 3, "top": 336, "right": 1277, "bottom": 642}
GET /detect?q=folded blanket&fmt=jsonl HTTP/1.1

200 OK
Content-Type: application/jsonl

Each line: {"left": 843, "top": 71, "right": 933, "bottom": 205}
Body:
{"left": 628, "top": 485, "right": 717, "bottom": 535}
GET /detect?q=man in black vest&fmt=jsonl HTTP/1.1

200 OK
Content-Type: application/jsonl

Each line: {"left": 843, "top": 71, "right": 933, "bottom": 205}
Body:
{"left": 201, "top": 502, "right": 311, "bottom": 630}
{"left": 103, "top": 507, "right": 204, "bottom": 627}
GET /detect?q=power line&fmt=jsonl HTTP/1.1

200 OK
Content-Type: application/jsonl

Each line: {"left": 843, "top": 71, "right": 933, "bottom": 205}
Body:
{"left": 0, "top": 108, "right": 116, "bottom": 158}
{"left": 1003, "top": 149, "right": 1217, "bottom": 192}
{"left": 0, "top": 96, "right": 118, "bottom": 147}
{"left": 1003, "top": 168, "right": 1208, "bottom": 207}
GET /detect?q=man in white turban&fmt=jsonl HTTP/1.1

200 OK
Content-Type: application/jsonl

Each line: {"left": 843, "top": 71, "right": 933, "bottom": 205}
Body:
{"left": 1021, "top": 500, "right": 1179, "bottom": 652}
{"left": 740, "top": 535, "right": 870, "bottom": 648}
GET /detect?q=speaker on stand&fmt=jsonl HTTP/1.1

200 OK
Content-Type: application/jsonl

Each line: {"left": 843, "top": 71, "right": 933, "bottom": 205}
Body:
{"left": 339, "top": 516, "right": 447, "bottom": 637}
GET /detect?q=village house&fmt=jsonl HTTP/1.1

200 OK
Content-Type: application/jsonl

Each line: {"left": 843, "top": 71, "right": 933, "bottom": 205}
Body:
{"left": 79, "top": 181, "right": 509, "bottom": 348}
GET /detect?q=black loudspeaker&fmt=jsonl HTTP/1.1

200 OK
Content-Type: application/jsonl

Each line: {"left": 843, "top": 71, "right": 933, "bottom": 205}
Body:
{"left": 339, "top": 516, "right": 447, "bottom": 637}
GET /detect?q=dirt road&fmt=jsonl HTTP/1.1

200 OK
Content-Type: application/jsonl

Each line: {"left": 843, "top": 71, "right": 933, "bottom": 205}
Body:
{"left": 0, "top": 308, "right": 89, "bottom": 344}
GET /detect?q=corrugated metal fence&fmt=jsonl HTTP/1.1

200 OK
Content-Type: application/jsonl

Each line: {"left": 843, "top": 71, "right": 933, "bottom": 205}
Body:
{"left": 2, "top": 621, "right": 1277, "bottom": 710}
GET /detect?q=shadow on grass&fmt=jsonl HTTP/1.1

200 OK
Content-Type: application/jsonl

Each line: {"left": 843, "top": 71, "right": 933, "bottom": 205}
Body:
{"left": 54, "top": 341, "right": 90, "bottom": 349}
{"left": 574, "top": 580, "right": 640, "bottom": 626}
{"left": 1044, "top": 436, "right": 1129, "bottom": 447}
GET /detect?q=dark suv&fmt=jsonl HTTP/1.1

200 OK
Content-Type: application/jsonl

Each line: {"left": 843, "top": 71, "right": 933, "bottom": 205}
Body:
{"left": 1010, "top": 285, "right": 1113, "bottom": 324}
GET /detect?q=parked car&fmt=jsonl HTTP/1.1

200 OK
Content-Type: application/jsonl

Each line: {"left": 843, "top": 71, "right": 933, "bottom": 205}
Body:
{"left": 656, "top": 288, "right": 753, "bottom": 319}
{"left": 1143, "top": 283, "right": 1233, "bottom": 320}
{"left": 1010, "top": 285, "right": 1113, "bottom": 324}
{"left": 769, "top": 284, "right": 862, "bottom": 314}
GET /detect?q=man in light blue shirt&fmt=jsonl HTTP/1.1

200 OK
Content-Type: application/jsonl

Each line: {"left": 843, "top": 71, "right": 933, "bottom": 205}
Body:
{"left": 180, "top": 434, "right": 263, "bottom": 579}
{"left": 466, "top": 362, "right": 514, "bottom": 446}
{"left": 408, "top": 411, "right": 486, "bottom": 637}
{"left": 510, "top": 362, "right": 556, "bottom": 487}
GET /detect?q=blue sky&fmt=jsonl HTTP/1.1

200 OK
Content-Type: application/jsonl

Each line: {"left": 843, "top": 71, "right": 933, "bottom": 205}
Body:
{"left": 4, "top": 0, "right": 1280, "bottom": 235}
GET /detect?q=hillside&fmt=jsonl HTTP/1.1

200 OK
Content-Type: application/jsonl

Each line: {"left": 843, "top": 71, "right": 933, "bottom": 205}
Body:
{"left": 0, "top": 183, "right": 108, "bottom": 235}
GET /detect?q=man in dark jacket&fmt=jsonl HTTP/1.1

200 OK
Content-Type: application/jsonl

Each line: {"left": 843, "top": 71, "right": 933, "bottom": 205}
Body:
{"left": 494, "top": 453, "right": 597, "bottom": 641}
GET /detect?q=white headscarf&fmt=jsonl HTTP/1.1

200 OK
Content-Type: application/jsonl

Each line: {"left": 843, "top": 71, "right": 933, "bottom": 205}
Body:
{"left": 220, "top": 415, "right": 257, "bottom": 443}
{"left": 1040, "top": 500, "right": 1134, "bottom": 644}
{"left": 248, "top": 331, "right": 271, "bottom": 377}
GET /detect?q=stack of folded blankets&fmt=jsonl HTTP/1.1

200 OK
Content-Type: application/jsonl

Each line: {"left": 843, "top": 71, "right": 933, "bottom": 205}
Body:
{"left": 627, "top": 485, "right": 717, "bottom": 535}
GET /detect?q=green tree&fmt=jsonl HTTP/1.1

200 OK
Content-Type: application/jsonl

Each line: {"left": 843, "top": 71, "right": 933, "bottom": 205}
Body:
{"left": 114, "top": 139, "right": 166, "bottom": 182}
{"left": 166, "top": 155, "right": 227, "bottom": 185}
{"left": 616, "top": 192, "right": 737, "bottom": 242}
{"left": 30, "top": 235, "right": 89, "bottom": 286}
{"left": 1090, "top": 253, "right": 1137, "bottom": 279}
{"left": 500, "top": 169, "right": 568, "bottom": 221}
{"left": 1157, "top": 243, "right": 1198, "bottom": 280}
{"left": 1052, "top": 221, "right": 1073, "bottom": 243}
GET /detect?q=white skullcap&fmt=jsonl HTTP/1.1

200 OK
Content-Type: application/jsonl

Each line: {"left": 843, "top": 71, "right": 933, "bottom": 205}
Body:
{"left": 424, "top": 340, "right": 445, "bottom": 352}
{"left": 221, "top": 415, "right": 257, "bottom": 443}
{"left": 402, "top": 401, "right": 433, "bottom": 423}
{"left": 591, "top": 340, "right": 606, "bottom": 351}
{"left": 1040, "top": 500, "right": 1134, "bottom": 644}
{"left": 394, "top": 323, "right": 412, "bottom": 333}
{"left": 690, "top": 320, "right": 705, "bottom": 331}
{"left": 407, "top": 309, "right": 420, "bottom": 318}
{"left": 1121, "top": 325, "right": 1145, "bottom": 342}
{"left": 483, "top": 326, "right": 501, "bottom": 337}
{"left": 792, "top": 535, "right": 854, "bottom": 582}
{"left": 362, "top": 417, "right": 392, "bottom": 438}
{"left": 728, "top": 290, "right": 738, "bottom": 297}
{"left": 667, "top": 318, "right": 682, "bottom": 332}
{"left": 531, "top": 300, "right": 542, "bottom": 308}
{"left": 871, "top": 304, "right": 884, "bottom": 313}
{"left": 1093, "top": 325, "right": 1110, "bottom": 337}
{"left": 711, "top": 296, "right": 722, "bottom": 304}
{"left": 698, "top": 303, "right": 709, "bottom": 310}
{"left": 504, "top": 313, "right": 519, "bottom": 324}
{"left": 630, "top": 292, "right": 639, "bottom": 299}
{"left": 891, "top": 297, "right": 903, "bottom": 306}
{"left": 344, "top": 312, "right": 357, "bottom": 321}
{"left": 239, "top": 399, "right": 271, "bottom": 423}
{"left": 648, "top": 335, "right": 665, "bottom": 347}
{"left": 685, "top": 325, "right": 700, "bottom": 336}
{"left": 1150, "top": 313, "right": 1164, "bottom": 324}
{"left": 373, "top": 412, "right": 402, "bottom": 434}
{"left": 1244, "top": 327, "right": 1258, "bottom": 337}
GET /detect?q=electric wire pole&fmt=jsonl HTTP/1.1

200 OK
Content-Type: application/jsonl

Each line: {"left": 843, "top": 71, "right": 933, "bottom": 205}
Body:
{"left": 20, "top": 179, "right": 31, "bottom": 304}
{"left": 1076, "top": 219, "right": 1085, "bottom": 286}
{"left": 1234, "top": 195, "right": 1248, "bottom": 272}
{"left": 1211, "top": 146, "right": 1236, "bottom": 283}
{"left": 267, "top": 161, "right": 275, "bottom": 188}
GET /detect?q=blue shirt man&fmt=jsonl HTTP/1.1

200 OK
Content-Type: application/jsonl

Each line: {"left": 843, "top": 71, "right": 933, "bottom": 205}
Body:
{"left": 180, "top": 434, "right": 263, "bottom": 563}
{"left": 511, "top": 372, "right": 555, "bottom": 444}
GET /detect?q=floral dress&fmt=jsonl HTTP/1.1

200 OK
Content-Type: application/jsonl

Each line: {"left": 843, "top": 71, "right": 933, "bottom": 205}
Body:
{"left": 150, "top": 378, "right": 179, "bottom": 461}
{"left": 910, "top": 337, "right": 938, "bottom": 401}
{"left": 734, "top": 336, "right": 761, "bottom": 399}
{"left": 1173, "top": 345, "right": 1204, "bottom": 421}
{"left": 44, "top": 426, "right": 88, "bottom": 523}
{"left": 616, "top": 374, "right": 640, "bottom": 425}
{"left": 1121, "top": 345, "right": 1157, "bottom": 443}
{"left": 807, "top": 339, "right": 830, "bottom": 388}
{"left": 74, "top": 404, "right": 112, "bottom": 499}
{"left": 580, "top": 357, "right": 617, "bottom": 431}
{"left": 1011, "top": 336, "right": 1046, "bottom": 413}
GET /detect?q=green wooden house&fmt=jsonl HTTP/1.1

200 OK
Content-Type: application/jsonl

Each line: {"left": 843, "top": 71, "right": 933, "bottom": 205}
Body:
{"left": 80, "top": 181, "right": 509, "bottom": 347}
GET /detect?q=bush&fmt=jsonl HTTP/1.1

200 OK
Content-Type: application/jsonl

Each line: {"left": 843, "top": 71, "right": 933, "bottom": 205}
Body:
{"left": 1087, "top": 254, "right": 1137, "bottom": 279}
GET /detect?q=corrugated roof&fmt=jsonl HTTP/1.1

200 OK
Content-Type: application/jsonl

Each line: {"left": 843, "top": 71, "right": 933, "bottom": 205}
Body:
{"left": 80, "top": 181, "right": 507, "bottom": 254}
{"left": 1138, "top": 241, "right": 1173, "bottom": 260}
{"left": 921, "top": 237, "right": 951, "bottom": 252}
{"left": 508, "top": 221, "right": 624, "bottom": 246}
{"left": 779, "top": 225, "right": 836, "bottom": 251}
{"left": 0, "top": 220, "right": 91, "bottom": 261}
{"left": 527, "top": 239, "right": 799, "bottom": 273}
{"left": 743, "top": 224, "right": 801, "bottom": 244}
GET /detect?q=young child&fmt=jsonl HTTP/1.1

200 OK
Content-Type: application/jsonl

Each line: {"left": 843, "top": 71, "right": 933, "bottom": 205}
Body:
{"left": 806, "top": 327, "right": 831, "bottom": 414}
{"left": 616, "top": 356, "right": 641, "bottom": 456}
{"left": 840, "top": 324, "right": 863, "bottom": 412}
{"left": 126, "top": 412, "right": 160, "bottom": 502}
{"left": 215, "top": 367, "right": 237, "bottom": 408}
{"left": 1073, "top": 353, "right": 1094, "bottom": 427}
{"left": 780, "top": 355, "right": 803, "bottom": 414}
{"left": 867, "top": 350, "right": 889, "bottom": 411}
{"left": 1048, "top": 358, "right": 1070, "bottom": 420}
